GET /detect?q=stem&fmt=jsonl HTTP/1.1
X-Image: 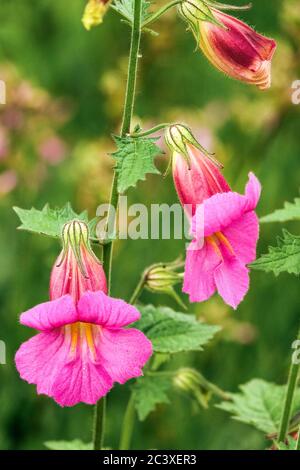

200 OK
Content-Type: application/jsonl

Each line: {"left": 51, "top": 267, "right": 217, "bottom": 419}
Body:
{"left": 142, "top": 0, "right": 182, "bottom": 28}
{"left": 278, "top": 327, "right": 300, "bottom": 443}
{"left": 130, "top": 122, "right": 171, "bottom": 138}
{"left": 93, "top": 0, "right": 143, "bottom": 449}
{"left": 93, "top": 397, "right": 106, "bottom": 450}
{"left": 130, "top": 274, "right": 146, "bottom": 304}
{"left": 119, "top": 395, "right": 136, "bottom": 450}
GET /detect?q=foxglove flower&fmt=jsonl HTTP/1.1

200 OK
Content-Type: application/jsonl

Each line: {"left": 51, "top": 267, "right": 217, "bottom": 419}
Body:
{"left": 15, "top": 220, "right": 152, "bottom": 407}
{"left": 165, "top": 124, "right": 230, "bottom": 216}
{"left": 179, "top": 1, "right": 276, "bottom": 90}
{"left": 183, "top": 173, "right": 261, "bottom": 309}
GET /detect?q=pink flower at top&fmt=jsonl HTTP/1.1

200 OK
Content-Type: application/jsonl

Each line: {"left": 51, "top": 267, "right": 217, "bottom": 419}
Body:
{"left": 15, "top": 220, "right": 152, "bottom": 407}
{"left": 183, "top": 173, "right": 261, "bottom": 309}
{"left": 179, "top": 1, "right": 276, "bottom": 90}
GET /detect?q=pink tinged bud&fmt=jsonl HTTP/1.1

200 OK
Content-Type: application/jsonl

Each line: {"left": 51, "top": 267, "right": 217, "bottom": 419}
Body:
{"left": 199, "top": 9, "right": 277, "bottom": 90}
{"left": 173, "top": 143, "right": 230, "bottom": 216}
{"left": 50, "top": 220, "right": 107, "bottom": 302}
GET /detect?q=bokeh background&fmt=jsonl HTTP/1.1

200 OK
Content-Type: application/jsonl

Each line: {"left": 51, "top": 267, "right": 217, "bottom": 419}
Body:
{"left": 1, "top": 0, "right": 300, "bottom": 450}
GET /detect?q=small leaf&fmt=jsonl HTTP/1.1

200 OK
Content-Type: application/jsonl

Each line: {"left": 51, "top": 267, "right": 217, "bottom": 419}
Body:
{"left": 217, "top": 379, "right": 300, "bottom": 435}
{"left": 44, "top": 439, "right": 92, "bottom": 450}
{"left": 132, "top": 375, "right": 172, "bottom": 421}
{"left": 261, "top": 197, "right": 300, "bottom": 223}
{"left": 112, "top": 135, "right": 162, "bottom": 194}
{"left": 251, "top": 230, "right": 300, "bottom": 276}
{"left": 136, "top": 305, "right": 220, "bottom": 354}
{"left": 112, "top": 0, "right": 152, "bottom": 24}
{"left": 13, "top": 203, "right": 95, "bottom": 240}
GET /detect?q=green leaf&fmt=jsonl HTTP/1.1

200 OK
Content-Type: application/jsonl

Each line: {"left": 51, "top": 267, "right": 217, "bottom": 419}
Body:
{"left": 112, "top": 136, "right": 162, "bottom": 193}
{"left": 44, "top": 439, "right": 92, "bottom": 450}
{"left": 13, "top": 203, "right": 95, "bottom": 240}
{"left": 277, "top": 436, "right": 298, "bottom": 451}
{"left": 132, "top": 375, "right": 172, "bottom": 421}
{"left": 112, "top": 0, "right": 152, "bottom": 24}
{"left": 136, "top": 305, "right": 220, "bottom": 354}
{"left": 261, "top": 197, "right": 300, "bottom": 223}
{"left": 217, "top": 379, "right": 300, "bottom": 435}
{"left": 251, "top": 230, "right": 300, "bottom": 276}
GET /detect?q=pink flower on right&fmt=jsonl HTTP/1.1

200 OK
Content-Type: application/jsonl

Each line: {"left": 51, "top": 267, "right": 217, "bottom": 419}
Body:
{"left": 183, "top": 172, "right": 261, "bottom": 309}
{"left": 199, "top": 8, "right": 277, "bottom": 90}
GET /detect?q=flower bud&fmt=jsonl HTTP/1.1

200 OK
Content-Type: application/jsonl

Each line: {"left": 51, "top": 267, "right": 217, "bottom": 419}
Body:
{"left": 82, "top": 0, "right": 112, "bottom": 30}
{"left": 50, "top": 220, "right": 107, "bottom": 302}
{"left": 165, "top": 124, "right": 230, "bottom": 216}
{"left": 144, "top": 259, "right": 186, "bottom": 310}
{"left": 173, "top": 368, "right": 211, "bottom": 409}
{"left": 179, "top": 0, "right": 277, "bottom": 90}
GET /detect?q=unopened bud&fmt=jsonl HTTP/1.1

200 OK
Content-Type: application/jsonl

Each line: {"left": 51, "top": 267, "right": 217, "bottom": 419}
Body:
{"left": 82, "top": 0, "right": 112, "bottom": 30}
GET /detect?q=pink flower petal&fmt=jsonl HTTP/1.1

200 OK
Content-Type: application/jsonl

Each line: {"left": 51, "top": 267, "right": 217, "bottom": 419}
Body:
{"left": 214, "top": 256, "right": 250, "bottom": 309}
{"left": 245, "top": 172, "right": 261, "bottom": 211}
{"left": 223, "top": 211, "right": 259, "bottom": 265}
{"left": 192, "top": 173, "right": 261, "bottom": 239}
{"left": 15, "top": 329, "right": 114, "bottom": 407}
{"left": 20, "top": 295, "right": 77, "bottom": 331}
{"left": 77, "top": 291, "right": 141, "bottom": 327}
{"left": 97, "top": 328, "right": 153, "bottom": 384}
{"left": 183, "top": 240, "right": 220, "bottom": 302}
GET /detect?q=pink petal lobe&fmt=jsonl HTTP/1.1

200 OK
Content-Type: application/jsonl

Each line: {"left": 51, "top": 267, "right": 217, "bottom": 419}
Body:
{"left": 214, "top": 256, "right": 249, "bottom": 309}
{"left": 183, "top": 240, "right": 220, "bottom": 302}
{"left": 245, "top": 172, "right": 261, "bottom": 211}
{"left": 77, "top": 291, "right": 141, "bottom": 327}
{"left": 97, "top": 328, "right": 153, "bottom": 384}
{"left": 223, "top": 211, "right": 259, "bottom": 265}
{"left": 20, "top": 295, "right": 77, "bottom": 331}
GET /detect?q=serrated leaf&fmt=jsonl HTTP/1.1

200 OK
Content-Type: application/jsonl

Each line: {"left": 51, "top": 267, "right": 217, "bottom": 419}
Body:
{"left": 44, "top": 439, "right": 92, "bottom": 450}
{"left": 217, "top": 379, "right": 300, "bottom": 435}
{"left": 112, "top": 0, "right": 152, "bottom": 23}
{"left": 112, "top": 136, "right": 162, "bottom": 193}
{"left": 13, "top": 203, "right": 95, "bottom": 240}
{"left": 132, "top": 375, "right": 172, "bottom": 421}
{"left": 136, "top": 305, "right": 220, "bottom": 354}
{"left": 261, "top": 198, "right": 300, "bottom": 223}
{"left": 251, "top": 230, "right": 300, "bottom": 276}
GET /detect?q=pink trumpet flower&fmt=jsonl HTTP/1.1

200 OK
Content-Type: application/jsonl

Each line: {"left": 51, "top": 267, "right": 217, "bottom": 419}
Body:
{"left": 15, "top": 220, "right": 152, "bottom": 407}
{"left": 199, "top": 9, "right": 277, "bottom": 90}
{"left": 183, "top": 173, "right": 261, "bottom": 309}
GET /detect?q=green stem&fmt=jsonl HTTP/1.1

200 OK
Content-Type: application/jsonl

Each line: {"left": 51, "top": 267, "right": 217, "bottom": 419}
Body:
{"left": 130, "top": 122, "right": 171, "bottom": 138}
{"left": 130, "top": 274, "right": 146, "bottom": 304}
{"left": 278, "top": 327, "right": 300, "bottom": 443}
{"left": 93, "top": 397, "right": 106, "bottom": 450}
{"left": 93, "top": 0, "right": 143, "bottom": 449}
{"left": 142, "top": 0, "right": 182, "bottom": 28}
{"left": 119, "top": 395, "right": 136, "bottom": 450}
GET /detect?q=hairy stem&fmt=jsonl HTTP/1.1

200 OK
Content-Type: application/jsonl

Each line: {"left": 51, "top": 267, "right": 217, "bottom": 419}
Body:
{"left": 278, "top": 327, "right": 300, "bottom": 443}
{"left": 119, "top": 394, "right": 136, "bottom": 450}
{"left": 93, "top": 397, "right": 106, "bottom": 450}
{"left": 93, "top": 0, "right": 143, "bottom": 450}
{"left": 130, "top": 274, "right": 146, "bottom": 304}
{"left": 142, "top": 0, "right": 182, "bottom": 28}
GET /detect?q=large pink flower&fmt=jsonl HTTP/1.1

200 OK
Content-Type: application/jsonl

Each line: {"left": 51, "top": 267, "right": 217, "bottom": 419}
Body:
{"left": 183, "top": 173, "right": 261, "bottom": 309}
{"left": 15, "top": 291, "right": 152, "bottom": 407}
{"left": 15, "top": 220, "right": 152, "bottom": 406}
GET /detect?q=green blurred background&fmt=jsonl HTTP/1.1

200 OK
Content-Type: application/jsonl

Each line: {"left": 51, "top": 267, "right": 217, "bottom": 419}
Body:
{"left": 0, "top": 0, "right": 300, "bottom": 450}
